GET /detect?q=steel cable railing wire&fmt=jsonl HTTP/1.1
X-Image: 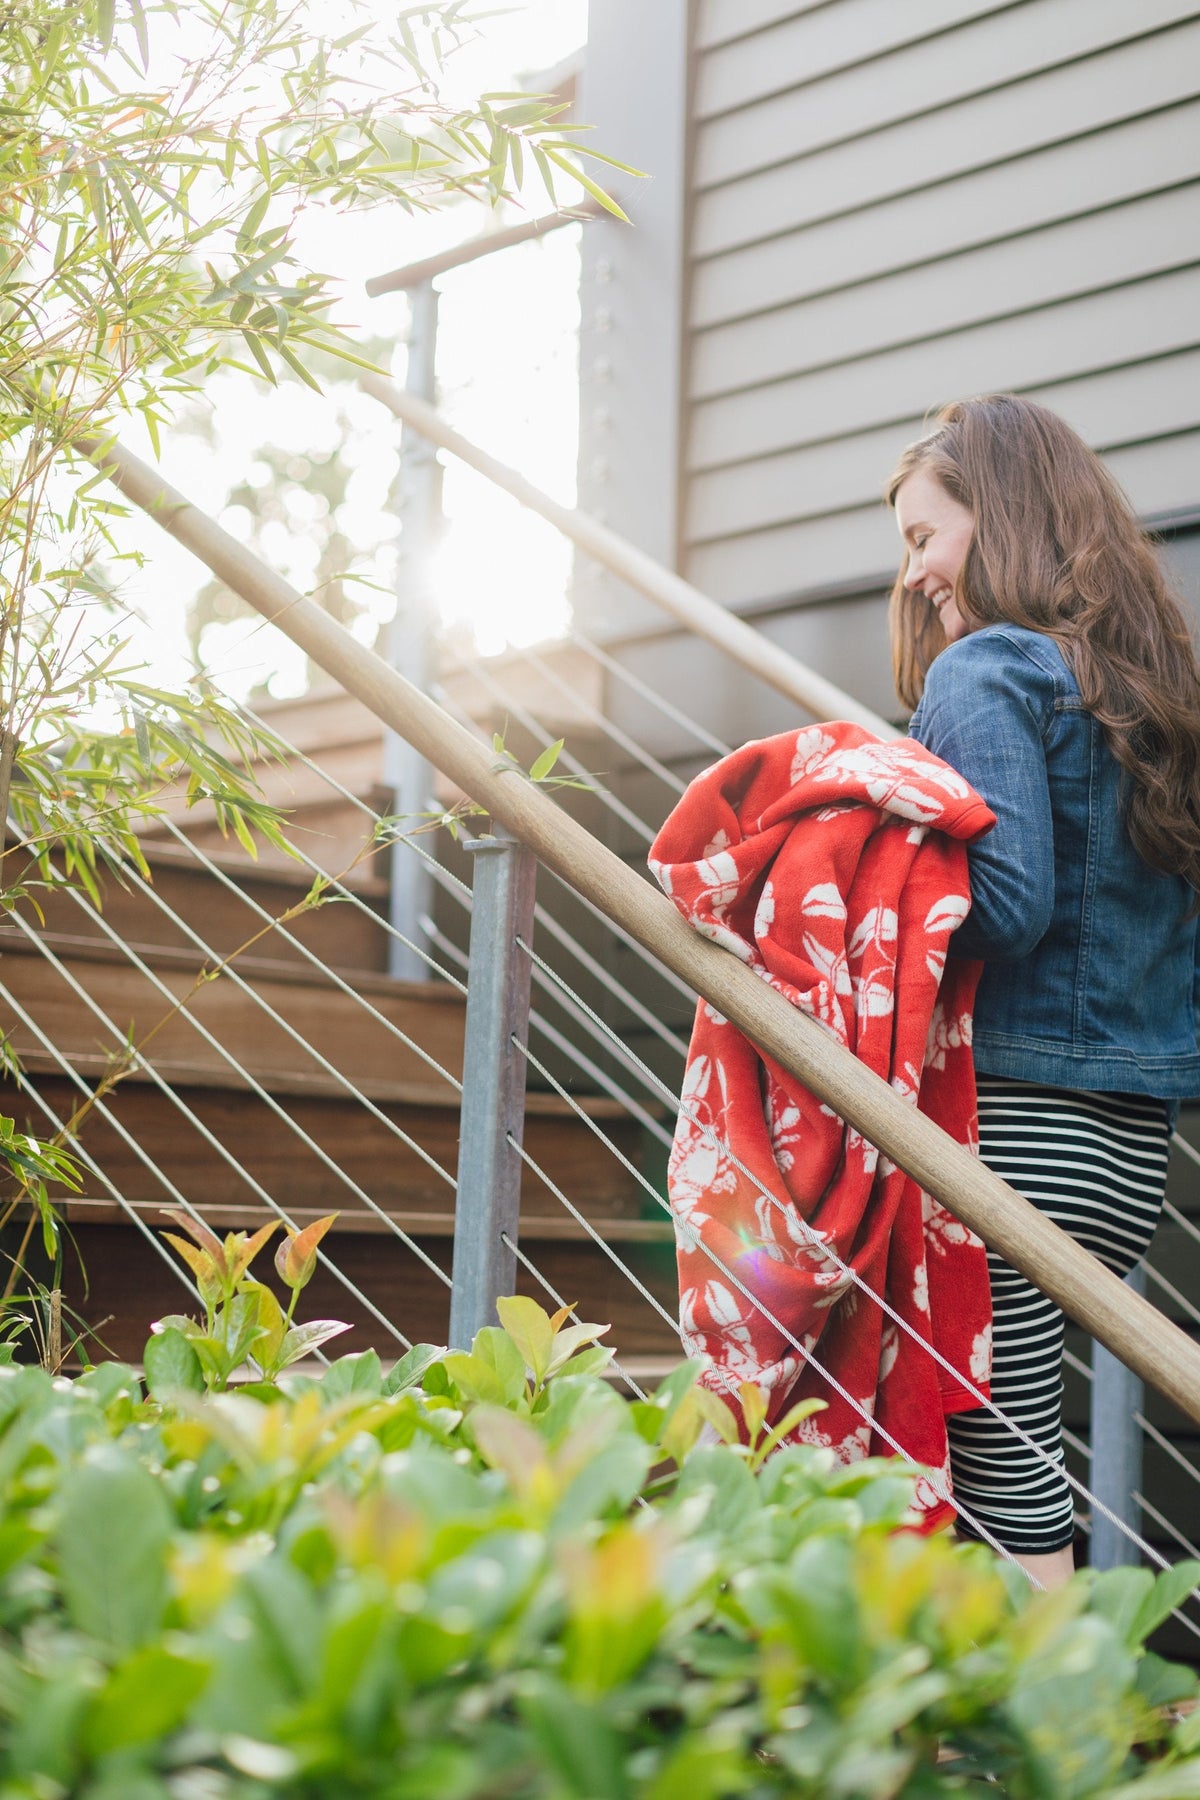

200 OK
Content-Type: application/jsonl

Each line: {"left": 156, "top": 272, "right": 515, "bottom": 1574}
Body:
{"left": 498, "top": 639, "right": 690, "bottom": 796}
{"left": 1, "top": 937, "right": 419, "bottom": 1349}
{"left": 169, "top": 705, "right": 1198, "bottom": 1581}
{"left": 521, "top": 877, "right": 691, "bottom": 1059}
{"left": 238, "top": 697, "right": 697, "bottom": 1038}
{"left": 1136, "top": 1493, "right": 1200, "bottom": 1565}
{"left": 567, "top": 625, "right": 735, "bottom": 760}
{"left": 516, "top": 1030, "right": 1200, "bottom": 1611}
{"left": 422, "top": 917, "right": 673, "bottom": 1144}
{"left": 1143, "top": 1260, "right": 1200, "bottom": 1335}
{"left": 155, "top": 816, "right": 466, "bottom": 1091}
{"left": 432, "top": 658, "right": 656, "bottom": 845}
{"left": 1136, "top": 1410, "right": 1200, "bottom": 1495}
{"left": 0, "top": 994, "right": 343, "bottom": 1368}
{"left": 510, "top": 936, "right": 1200, "bottom": 1597}
{"left": 0, "top": 1000, "right": 206, "bottom": 1299}
{"left": 7, "top": 907, "right": 449, "bottom": 1315}
{"left": 55, "top": 869, "right": 461, "bottom": 1214}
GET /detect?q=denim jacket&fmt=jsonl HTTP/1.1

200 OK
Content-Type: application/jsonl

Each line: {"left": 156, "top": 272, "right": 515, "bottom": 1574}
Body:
{"left": 909, "top": 623, "right": 1200, "bottom": 1099}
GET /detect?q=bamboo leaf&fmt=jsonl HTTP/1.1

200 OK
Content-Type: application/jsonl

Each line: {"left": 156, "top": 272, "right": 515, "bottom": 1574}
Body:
{"left": 528, "top": 738, "right": 564, "bottom": 783}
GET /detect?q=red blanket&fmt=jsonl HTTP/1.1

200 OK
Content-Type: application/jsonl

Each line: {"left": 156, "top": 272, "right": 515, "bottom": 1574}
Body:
{"left": 649, "top": 723, "right": 997, "bottom": 1525}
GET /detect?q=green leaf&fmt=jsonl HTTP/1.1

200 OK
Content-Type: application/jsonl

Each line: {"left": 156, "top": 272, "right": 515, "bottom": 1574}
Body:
{"left": 1104, "top": 1767, "right": 1200, "bottom": 1800}
{"left": 671, "top": 1447, "right": 759, "bottom": 1538}
{"left": 1135, "top": 1651, "right": 1198, "bottom": 1710}
{"left": 520, "top": 1676, "right": 631, "bottom": 1799}
{"left": 56, "top": 1445, "right": 172, "bottom": 1653}
{"left": 1129, "top": 1560, "right": 1200, "bottom": 1646}
{"left": 143, "top": 1325, "right": 205, "bottom": 1397}
{"left": 546, "top": 1319, "right": 610, "bottom": 1378}
{"left": 276, "top": 1318, "right": 353, "bottom": 1369}
{"left": 82, "top": 1644, "right": 210, "bottom": 1755}
{"left": 241, "top": 1279, "right": 287, "bottom": 1371}
{"left": 528, "top": 738, "right": 565, "bottom": 783}
{"left": 383, "top": 1342, "right": 446, "bottom": 1395}
{"left": 1005, "top": 1615, "right": 1137, "bottom": 1800}
{"left": 495, "top": 1294, "right": 554, "bottom": 1384}
{"left": 321, "top": 1349, "right": 382, "bottom": 1400}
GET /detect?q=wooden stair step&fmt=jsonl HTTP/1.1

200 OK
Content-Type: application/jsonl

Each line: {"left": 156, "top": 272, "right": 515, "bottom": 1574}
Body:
{"left": 10, "top": 1075, "right": 652, "bottom": 1220}
{"left": 12, "top": 844, "right": 393, "bottom": 975}
{"left": 1, "top": 927, "right": 469, "bottom": 1094}
{"left": 62, "top": 1198, "right": 675, "bottom": 1243}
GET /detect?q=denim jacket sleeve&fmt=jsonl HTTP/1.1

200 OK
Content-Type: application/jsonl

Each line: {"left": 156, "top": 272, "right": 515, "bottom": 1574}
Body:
{"left": 909, "top": 631, "right": 1056, "bottom": 962}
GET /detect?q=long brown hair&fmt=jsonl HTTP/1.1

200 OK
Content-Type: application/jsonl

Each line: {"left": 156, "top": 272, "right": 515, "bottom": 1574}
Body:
{"left": 886, "top": 394, "right": 1200, "bottom": 890}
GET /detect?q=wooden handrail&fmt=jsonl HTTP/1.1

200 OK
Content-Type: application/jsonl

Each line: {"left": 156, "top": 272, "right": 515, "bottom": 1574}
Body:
{"left": 365, "top": 198, "right": 605, "bottom": 296}
{"left": 85, "top": 432, "right": 1200, "bottom": 1428}
{"left": 360, "top": 374, "right": 897, "bottom": 739}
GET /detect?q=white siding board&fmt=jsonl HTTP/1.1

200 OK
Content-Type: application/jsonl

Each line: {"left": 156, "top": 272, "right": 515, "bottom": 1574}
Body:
{"left": 696, "top": 0, "right": 1012, "bottom": 119}
{"left": 685, "top": 352, "right": 1200, "bottom": 542}
{"left": 689, "top": 265, "right": 1200, "bottom": 469}
{"left": 1102, "top": 434, "right": 1200, "bottom": 517}
{"left": 692, "top": 102, "right": 1200, "bottom": 327}
{"left": 695, "top": 25, "right": 1200, "bottom": 258}
{"left": 691, "top": 187, "right": 1200, "bottom": 400}
{"left": 695, "top": 6, "right": 1200, "bottom": 193}
{"left": 685, "top": 422, "right": 916, "bottom": 542}
{"left": 607, "top": 591, "right": 898, "bottom": 759}
{"left": 696, "top": 0, "right": 829, "bottom": 53}
{"left": 684, "top": 459, "right": 1200, "bottom": 611}
{"left": 1023, "top": 355, "right": 1200, "bottom": 457}
{"left": 685, "top": 503, "right": 899, "bottom": 605}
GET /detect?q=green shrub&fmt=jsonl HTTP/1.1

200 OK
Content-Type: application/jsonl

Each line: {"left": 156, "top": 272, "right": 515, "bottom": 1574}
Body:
{"left": 0, "top": 1298, "right": 1196, "bottom": 1798}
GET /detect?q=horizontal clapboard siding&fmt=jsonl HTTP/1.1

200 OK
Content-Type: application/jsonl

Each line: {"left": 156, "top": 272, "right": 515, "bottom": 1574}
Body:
{"left": 694, "top": 0, "right": 828, "bottom": 52}
{"left": 693, "top": 19, "right": 1200, "bottom": 259}
{"left": 693, "top": 101, "right": 1200, "bottom": 327}
{"left": 687, "top": 352, "right": 1200, "bottom": 545}
{"left": 693, "top": 187, "right": 1198, "bottom": 400}
{"left": 694, "top": 0, "right": 1196, "bottom": 185}
{"left": 694, "top": 0, "right": 1014, "bottom": 118}
{"left": 691, "top": 266, "right": 1200, "bottom": 468}
{"left": 681, "top": 0, "right": 1200, "bottom": 610}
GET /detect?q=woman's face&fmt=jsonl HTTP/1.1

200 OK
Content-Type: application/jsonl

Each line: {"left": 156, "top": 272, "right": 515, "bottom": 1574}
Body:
{"left": 894, "top": 467, "right": 977, "bottom": 644}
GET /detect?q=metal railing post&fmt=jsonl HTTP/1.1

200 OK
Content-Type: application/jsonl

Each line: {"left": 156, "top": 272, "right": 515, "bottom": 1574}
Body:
{"left": 384, "top": 278, "right": 441, "bottom": 979}
{"left": 1089, "top": 1266, "right": 1146, "bottom": 1568}
{"left": 448, "top": 824, "right": 537, "bottom": 1348}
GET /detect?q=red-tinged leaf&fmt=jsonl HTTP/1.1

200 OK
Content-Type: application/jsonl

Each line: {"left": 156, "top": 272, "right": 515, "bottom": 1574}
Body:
{"left": 274, "top": 1213, "right": 337, "bottom": 1291}
{"left": 226, "top": 1219, "right": 278, "bottom": 1286}
{"left": 159, "top": 1208, "right": 225, "bottom": 1264}
{"left": 161, "top": 1231, "right": 219, "bottom": 1292}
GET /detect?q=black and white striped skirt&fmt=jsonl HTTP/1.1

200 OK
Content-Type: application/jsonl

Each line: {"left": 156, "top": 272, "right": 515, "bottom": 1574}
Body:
{"left": 947, "top": 1076, "right": 1171, "bottom": 1556}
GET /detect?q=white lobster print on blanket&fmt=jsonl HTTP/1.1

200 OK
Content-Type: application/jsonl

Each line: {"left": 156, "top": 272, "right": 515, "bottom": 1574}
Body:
{"left": 649, "top": 721, "right": 998, "bottom": 1532}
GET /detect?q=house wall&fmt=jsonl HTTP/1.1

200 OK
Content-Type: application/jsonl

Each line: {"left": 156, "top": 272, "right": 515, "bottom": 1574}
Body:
{"left": 583, "top": 0, "right": 1200, "bottom": 736}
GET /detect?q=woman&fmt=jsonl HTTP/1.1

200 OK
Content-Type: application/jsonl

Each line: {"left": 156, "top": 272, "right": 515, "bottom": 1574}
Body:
{"left": 887, "top": 394, "right": 1200, "bottom": 1588}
